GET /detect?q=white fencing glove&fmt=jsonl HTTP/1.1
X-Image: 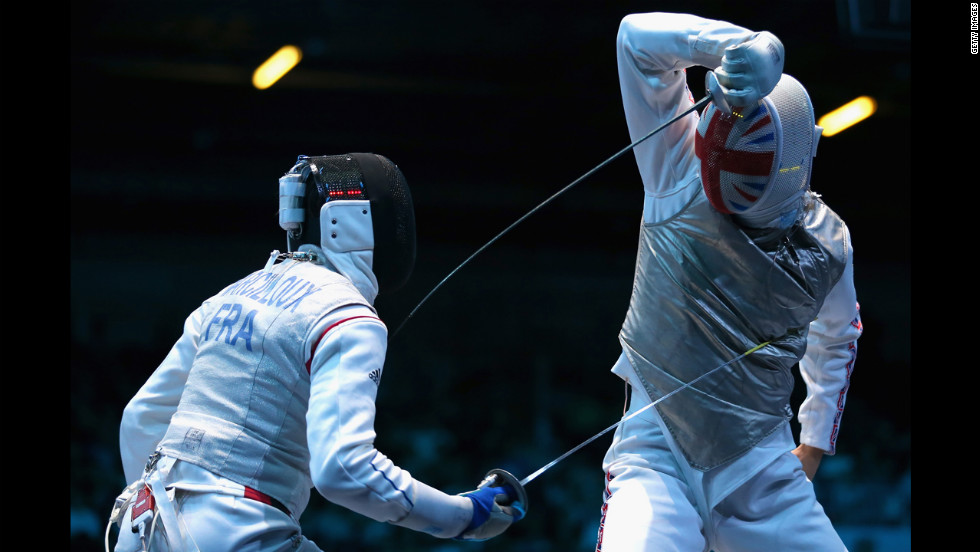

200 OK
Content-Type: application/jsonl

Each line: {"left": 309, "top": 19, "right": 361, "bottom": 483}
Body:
{"left": 707, "top": 31, "right": 785, "bottom": 114}
{"left": 454, "top": 469, "right": 527, "bottom": 541}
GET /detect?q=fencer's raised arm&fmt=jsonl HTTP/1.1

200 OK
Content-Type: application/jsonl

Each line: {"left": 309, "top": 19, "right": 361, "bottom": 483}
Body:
{"left": 617, "top": 13, "right": 759, "bottom": 78}
{"left": 618, "top": 13, "right": 782, "bottom": 105}
{"left": 616, "top": 13, "right": 780, "bottom": 223}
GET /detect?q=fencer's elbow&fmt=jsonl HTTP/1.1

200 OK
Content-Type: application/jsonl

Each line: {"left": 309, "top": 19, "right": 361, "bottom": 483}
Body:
{"left": 619, "top": 12, "right": 666, "bottom": 37}
{"left": 619, "top": 13, "right": 641, "bottom": 33}
{"left": 617, "top": 13, "right": 665, "bottom": 61}
{"left": 310, "top": 443, "right": 376, "bottom": 501}
{"left": 312, "top": 463, "right": 349, "bottom": 501}
{"left": 617, "top": 15, "right": 637, "bottom": 45}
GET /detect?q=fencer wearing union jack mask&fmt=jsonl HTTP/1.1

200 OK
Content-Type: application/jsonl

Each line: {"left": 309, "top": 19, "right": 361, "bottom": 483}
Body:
{"left": 109, "top": 153, "right": 524, "bottom": 551}
{"left": 595, "top": 13, "right": 862, "bottom": 552}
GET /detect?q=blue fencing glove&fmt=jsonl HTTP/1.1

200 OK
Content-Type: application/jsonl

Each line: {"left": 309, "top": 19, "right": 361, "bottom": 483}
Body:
{"left": 455, "top": 469, "right": 527, "bottom": 541}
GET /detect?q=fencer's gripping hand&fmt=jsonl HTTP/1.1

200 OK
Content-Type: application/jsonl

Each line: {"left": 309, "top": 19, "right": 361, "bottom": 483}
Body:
{"left": 706, "top": 31, "right": 785, "bottom": 114}
{"left": 454, "top": 470, "right": 527, "bottom": 541}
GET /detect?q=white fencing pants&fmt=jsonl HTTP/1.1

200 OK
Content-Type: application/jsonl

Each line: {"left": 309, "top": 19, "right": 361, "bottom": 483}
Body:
{"left": 596, "top": 386, "right": 848, "bottom": 552}
{"left": 112, "top": 456, "right": 323, "bottom": 552}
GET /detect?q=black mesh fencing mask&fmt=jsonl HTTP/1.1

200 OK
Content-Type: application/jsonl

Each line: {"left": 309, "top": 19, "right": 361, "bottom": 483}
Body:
{"left": 278, "top": 153, "right": 416, "bottom": 293}
{"left": 309, "top": 153, "right": 417, "bottom": 293}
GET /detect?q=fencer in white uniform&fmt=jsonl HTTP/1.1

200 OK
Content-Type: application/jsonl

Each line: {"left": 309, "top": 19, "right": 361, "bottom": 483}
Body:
{"left": 108, "top": 153, "right": 525, "bottom": 551}
{"left": 595, "top": 13, "right": 863, "bottom": 552}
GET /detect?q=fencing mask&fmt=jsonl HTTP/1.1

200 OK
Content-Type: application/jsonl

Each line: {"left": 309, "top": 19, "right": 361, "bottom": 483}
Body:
{"left": 278, "top": 153, "right": 416, "bottom": 292}
{"left": 694, "top": 74, "right": 823, "bottom": 229}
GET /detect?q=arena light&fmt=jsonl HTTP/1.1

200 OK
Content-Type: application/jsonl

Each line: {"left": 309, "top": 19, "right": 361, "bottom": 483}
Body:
{"left": 818, "top": 96, "right": 877, "bottom": 137}
{"left": 252, "top": 45, "right": 302, "bottom": 90}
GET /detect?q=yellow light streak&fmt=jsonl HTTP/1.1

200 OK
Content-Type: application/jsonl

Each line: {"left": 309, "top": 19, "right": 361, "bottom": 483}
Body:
{"left": 817, "top": 96, "right": 877, "bottom": 137}
{"left": 252, "top": 45, "right": 302, "bottom": 90}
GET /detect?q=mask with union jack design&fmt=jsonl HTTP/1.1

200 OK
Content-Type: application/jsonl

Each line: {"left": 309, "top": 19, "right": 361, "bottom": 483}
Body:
{"left": 695, "top": 74, "right": 822, "bottom": 229}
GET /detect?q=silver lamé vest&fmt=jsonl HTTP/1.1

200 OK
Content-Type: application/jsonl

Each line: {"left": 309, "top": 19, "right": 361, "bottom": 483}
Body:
{"left": 157, "top": 257, "right": 374, "bottom": 515}
{"left": 620, "top": 191, "right": 848, "bottom": 470}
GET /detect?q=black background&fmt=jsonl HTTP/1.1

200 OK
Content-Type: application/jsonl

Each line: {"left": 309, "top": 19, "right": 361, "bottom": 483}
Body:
{"left": 71, "top": 1, "right": 910, "bottom": 550}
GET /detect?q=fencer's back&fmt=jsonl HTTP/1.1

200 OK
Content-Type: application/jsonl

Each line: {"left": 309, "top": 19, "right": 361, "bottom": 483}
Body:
{"left": 157, "top": 258, "right": 373, "bottom": 514}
